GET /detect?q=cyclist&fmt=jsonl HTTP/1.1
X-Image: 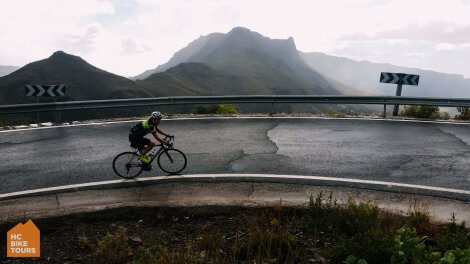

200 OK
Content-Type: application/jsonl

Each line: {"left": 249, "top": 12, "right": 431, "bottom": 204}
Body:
{"left": 129, "top": 111, "right": 172, "bottom": 170}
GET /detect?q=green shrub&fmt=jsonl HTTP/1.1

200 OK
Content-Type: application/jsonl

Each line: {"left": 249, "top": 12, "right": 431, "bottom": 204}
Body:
{"left": 232, "top": 217, "right": 299, "bottom": 264}
{"left": 332, "top": 228, "right": 395, "bottom": 264}
{"left": 305, "top": 192, "right": 341, "bottom": 236}
{"left": 191, "top": 104, "right": 238, "bottom": 115}
{"left": 406, "top": 202, "right": 433, "bottom": 235}
{"left": 456, "top": 107, "right": 470, "bottom": 120}
{"left": 341, "top": 199, "right": 381, "bottom": 235}
{"left": 132, "top": 242, "right": 165, "bottom": 264}
{"left": 400, "top": 105, "right": 440, "bottom": 119}
{"left": 437, "top": 216, "right": 470, "bottom": 252}
{"left": 93, "top": 226, "right": 132, "bottom": 264}
{"left": 192, "top": 105, "right": 218, "bottom": 114}
{"left": 439, "top": 248, "right": 470, "bottom": 263}
{"left": 215, "top": 104, "right": 238, "bottom": 115}
{"left": 390, "top": 228, "right": 429, "bottom": 264}
{"left": 346, "top": 255, "right": 368, "bottom": 264}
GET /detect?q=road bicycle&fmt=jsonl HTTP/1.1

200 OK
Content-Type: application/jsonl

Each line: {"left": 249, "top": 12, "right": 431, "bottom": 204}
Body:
{"left": 112, "top": 136, "right": 187, "bottom": 179}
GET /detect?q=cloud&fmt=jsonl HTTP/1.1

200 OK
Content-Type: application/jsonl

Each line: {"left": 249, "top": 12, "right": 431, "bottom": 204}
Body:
{"left": 435, "top": 43, "right": 457, "bottom": 51}
{"left": 331, "top": 37, "right": 470, "bottom": 77}
{"left": 348, "top": 0, "right": 392, "bottom": 8}
{"left": 339, "top": 21, "right": 470, "bottom": 44}
{"left": 121, "top": 38, "right": 152, "bottom": 55}
{"left": 56, "top": 24, "right": 102, "bottom": 54}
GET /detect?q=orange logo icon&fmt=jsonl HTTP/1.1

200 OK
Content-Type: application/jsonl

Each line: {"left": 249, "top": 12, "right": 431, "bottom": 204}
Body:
{"left": 7, "top": 219, "right": 40, "bottom": 258}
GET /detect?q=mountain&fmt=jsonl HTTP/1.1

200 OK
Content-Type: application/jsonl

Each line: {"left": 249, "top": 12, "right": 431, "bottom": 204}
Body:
{"left": 134, "top": 33, "right": 225, "bottom": 80}
{"left": 136, "top": 62, "right": 275, "bottom": 96}
{"left": 135, "top": 27, "right": 350, "bottom": 97}
{"left": 0, "top": 65, "right": 20, "bottom": 77}
{"left": 301, "top": 52, "right": 470, "bottom": 98}
{"left": 0, "top": 51, "right": 150, "bottom": 105}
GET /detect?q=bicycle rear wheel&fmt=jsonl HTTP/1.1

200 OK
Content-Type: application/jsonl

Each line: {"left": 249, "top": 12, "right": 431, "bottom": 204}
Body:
{"left": 113, "top": 151, "right": 143, "bottom": 179}
{"left": 157, "top": 148, "right": 187, "bottom": 174}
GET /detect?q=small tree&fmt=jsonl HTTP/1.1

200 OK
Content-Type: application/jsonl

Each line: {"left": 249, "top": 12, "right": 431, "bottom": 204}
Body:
{"left": 456, "top": 107, "right": 470, "bottom": 120}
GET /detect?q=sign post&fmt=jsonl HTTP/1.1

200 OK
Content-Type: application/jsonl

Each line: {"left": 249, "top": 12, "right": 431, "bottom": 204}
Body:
{"left": 25, "top": 84, "right": 66, "bottom": 123}
{"left": 380, "top": 73, "right": 419, "bottom": 116}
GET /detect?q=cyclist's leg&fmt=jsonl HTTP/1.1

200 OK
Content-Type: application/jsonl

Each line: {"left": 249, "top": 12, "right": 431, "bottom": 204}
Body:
{"left": 140, "top": 140, "right": 155, "bottom": 156}
{"left": 136, "top": 138, "right": 154, "bottom": 166}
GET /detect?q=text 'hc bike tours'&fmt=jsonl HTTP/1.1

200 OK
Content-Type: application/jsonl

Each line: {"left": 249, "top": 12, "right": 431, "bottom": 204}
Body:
{"left": 4, "top": 219, "right": 40, "bottom": 258}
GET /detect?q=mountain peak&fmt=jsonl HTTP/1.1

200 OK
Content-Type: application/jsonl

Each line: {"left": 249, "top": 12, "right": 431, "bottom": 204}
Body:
{"left": 228, "top": 27, "right": 252, "bottom": 34}
{"left": 48, "top": 50, "right": 85, "bottom": 62}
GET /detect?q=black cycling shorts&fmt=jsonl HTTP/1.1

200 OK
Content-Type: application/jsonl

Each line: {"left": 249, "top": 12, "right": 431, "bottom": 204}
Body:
{"left": 129, "top": 134, "right": 150, "bottom": 151}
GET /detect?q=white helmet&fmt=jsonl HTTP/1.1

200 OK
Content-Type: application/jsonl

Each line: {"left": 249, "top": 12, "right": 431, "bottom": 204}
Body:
{"left": 151, "top": 111, "right": 162, "bottom": 119}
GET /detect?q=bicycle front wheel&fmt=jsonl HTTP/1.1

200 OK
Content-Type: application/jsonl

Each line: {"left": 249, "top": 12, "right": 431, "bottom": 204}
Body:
{"left": 113, "top": 152, "right": 143, "bottom": 179}
{"left": 157, "top": 148, "right": 187, "bottom": 174}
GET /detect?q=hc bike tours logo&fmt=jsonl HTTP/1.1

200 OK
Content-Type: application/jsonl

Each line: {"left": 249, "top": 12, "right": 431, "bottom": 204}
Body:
{"left": 6, "top": 220, "right": 40, "bottom": 258}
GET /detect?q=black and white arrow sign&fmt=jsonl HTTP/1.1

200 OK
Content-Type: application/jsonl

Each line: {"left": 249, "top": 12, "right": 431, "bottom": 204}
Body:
{"left": 380, "top": 72, "right": 419, "bottom": 86}
{"left": 380, "top": 72, "right": 401, "bottom": 84}
{"left": 25, "top": 84, "right": 66, "bottom": 97}
{"left": 401, "top": 74, "right": 420, "bottom": 86}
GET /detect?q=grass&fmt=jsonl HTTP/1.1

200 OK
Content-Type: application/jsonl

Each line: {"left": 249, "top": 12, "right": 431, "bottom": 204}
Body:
{"left": 87, "top": 195, "right": 469, "bottom": 264}
{"left": 7, "top": 195, "right": 467, "bottom": 263}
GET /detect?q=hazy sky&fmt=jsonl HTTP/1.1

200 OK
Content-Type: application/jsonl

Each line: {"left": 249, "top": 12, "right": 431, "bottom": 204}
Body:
{"left": 2, "top": 0, "right": 470, "bottom": 77}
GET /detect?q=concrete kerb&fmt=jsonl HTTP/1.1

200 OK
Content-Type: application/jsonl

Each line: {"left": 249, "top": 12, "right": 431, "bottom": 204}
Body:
{"left": 1, "top": 174, "right": 470, "bottom": 223}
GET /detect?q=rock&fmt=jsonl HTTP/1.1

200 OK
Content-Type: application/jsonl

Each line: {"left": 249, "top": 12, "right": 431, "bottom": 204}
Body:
{"left": 40, "top": 122, "right": 53, "bottom": 127}
{"left": 138, "top": 219, "right": 143, "bottom": 223}
{"left": 130, "top": 236, "right": 142, "bottom": 244}
{"left": 30, "top": 124, "right": 39, "bottom": 128}
{"left": 14, "top": 125, "right": 28, "bottom": 129}
{"left": 421, "top": 236, "right": 437, "bottom": 247}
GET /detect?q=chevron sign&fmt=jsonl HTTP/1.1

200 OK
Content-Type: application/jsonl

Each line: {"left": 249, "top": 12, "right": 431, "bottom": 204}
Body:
{"left": 25, "top": 84, "right": 66, "bottom": 97}
{"left": 380, "top": 72, "right": 419, "bottom": 86}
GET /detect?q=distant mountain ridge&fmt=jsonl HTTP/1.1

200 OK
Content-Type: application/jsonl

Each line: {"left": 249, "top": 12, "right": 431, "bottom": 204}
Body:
{"left": 0, "top": 51, "right": 150, "bottom": 105}
{"left": 0, "top": 65, "right": 20, "bottom": 77}
{"left": 135, "top": 27, "right": 348, "bottom": 97}
{"left": 300, "top": 52, "right": 470, "bottom": 98}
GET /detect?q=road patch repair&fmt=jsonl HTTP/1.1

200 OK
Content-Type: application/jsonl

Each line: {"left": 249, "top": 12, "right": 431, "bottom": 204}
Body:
{"left": 1, "top": 174, "right": 470, "bottom": 224}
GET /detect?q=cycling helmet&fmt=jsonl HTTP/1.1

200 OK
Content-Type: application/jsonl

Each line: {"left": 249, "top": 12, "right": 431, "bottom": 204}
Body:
{"left": 151, "top": 111, "right": 162, "bottom": 119}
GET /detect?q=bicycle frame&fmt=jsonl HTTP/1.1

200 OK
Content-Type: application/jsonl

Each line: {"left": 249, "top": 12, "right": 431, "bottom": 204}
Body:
{"left": 132, "top": 136, "right": 174, "bottom": 165}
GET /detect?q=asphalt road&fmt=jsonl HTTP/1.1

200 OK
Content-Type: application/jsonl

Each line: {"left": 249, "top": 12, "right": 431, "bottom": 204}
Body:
{"left": 1, "top": 117, "right": 470, "bottom": 194}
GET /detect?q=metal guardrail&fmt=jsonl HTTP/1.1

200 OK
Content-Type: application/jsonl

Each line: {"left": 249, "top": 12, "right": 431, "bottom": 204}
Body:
{"left": 1, "top": 95, "right": 470, "bottom": 115}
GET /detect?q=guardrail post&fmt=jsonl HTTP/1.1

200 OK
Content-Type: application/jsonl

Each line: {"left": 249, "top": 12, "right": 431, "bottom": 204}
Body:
{"left": 383, "top": 104, "right": 387, "bottom": 118}
{"left": 269, "top": 102, "right": 274, "bottom": 116}
{"left": 36, "top": 97, "right": 40, "bottom": 123}
{"left": 54, "top": 99, "right": 62, "bottom": 123}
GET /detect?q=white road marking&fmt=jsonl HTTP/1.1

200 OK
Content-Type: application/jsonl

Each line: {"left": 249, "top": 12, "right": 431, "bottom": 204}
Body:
{"left": 1, "top": 173, "right": 469, "bottom": 200}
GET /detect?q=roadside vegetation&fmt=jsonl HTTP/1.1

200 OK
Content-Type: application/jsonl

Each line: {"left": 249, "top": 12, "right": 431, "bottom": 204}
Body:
{"left": 456, "top": 106, "right": 470, "bottom": 120}
{"left": 399, "top": 105, "right": 441, "bottom": 119}
{"left": 3, "top": 194, "right": 469, "bottom": 264}
{"left": 191, "top": 104, "right": 239, "bottom": 115}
